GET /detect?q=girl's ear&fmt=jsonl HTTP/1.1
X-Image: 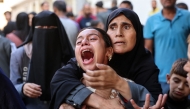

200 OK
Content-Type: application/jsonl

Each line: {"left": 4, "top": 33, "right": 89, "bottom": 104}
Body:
{"left": 106, "top": 47, "right": 113, "bottom": 61}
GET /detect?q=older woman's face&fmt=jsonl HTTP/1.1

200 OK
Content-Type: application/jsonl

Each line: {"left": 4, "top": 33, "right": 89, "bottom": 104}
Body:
{"left": 107, "top": 14, "right": 136, "bottom": 54}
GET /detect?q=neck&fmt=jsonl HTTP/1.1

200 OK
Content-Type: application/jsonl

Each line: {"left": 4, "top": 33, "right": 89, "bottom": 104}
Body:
{"left": 57, "top": 12, "right": 66, "bottom": 18}
{"left": 152, "top": 7, "right": 156, "bottom": 11}
{"left": 162, "top": 7, "right": 176, "bottom": 20}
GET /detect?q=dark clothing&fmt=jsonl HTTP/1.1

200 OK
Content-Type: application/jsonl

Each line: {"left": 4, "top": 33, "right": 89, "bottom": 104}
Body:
{"left": 50, "top": 58, "right": 83, "bottom": 109}
{"left": 3, "top": 21, "right": 17, "bottom": 36}
{"left": 0, "top": 68, "right": 26, "bottom": 109}
{"left": 14, "top": 12, "right": 30, "bottom": 42}
{"left": 166, "top": 93, "right": 190, "bottom": 109}
{"left": 96, "top": 11, "right": 110, "bottom": 28}
{"left": 0, "top": 36, "right": 12, "bottom": 77}
{"left": 10, "top": 47, "right": 49, "bottom": 109}
{"left": 109, "top": 6, "right": 118, "bottom": 12}
{"left": 50, "top": 8, "right": 162, "bottom": 109}
{"left": 76, "top": 15, "right": 96, "bottom": 29}
{"left": 26, "top": 11, "right": 74, "bottom": 101}
{"left": 106, "top": 8, "right": 162, "bottom": 100}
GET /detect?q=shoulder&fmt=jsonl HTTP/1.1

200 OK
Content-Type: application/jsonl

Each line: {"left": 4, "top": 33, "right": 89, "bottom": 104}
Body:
{"left": 12, "top": 47, "right": 24, "bottom": 55}
{"left": 0, "top": 36, "right": 11, "bottom": 43}
{"left": 146, "top": 12, "right": 161, "bottom": 22}
{"left": 76, "top": 16, "right": 83, "bottom": 22}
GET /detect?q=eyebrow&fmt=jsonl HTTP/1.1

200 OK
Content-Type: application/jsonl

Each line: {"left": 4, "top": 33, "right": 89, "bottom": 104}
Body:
{"left": 77, "top": 33, "right": 99, "bottom": 40}
{"left": 109, "top": 22, "right": 132, "bottom": 26}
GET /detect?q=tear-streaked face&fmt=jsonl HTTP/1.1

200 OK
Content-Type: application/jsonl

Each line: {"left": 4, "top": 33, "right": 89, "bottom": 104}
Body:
{"left": 75, "top": 29, "right": 110, "bottom": 71}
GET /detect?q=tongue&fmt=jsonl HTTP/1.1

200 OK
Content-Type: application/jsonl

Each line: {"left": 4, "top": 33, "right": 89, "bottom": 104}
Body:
{"left": 82, "top": 51, "right": 94, "bottom": 64}
{"left": 83, "top": 58, "right": 93, "bottom": 64}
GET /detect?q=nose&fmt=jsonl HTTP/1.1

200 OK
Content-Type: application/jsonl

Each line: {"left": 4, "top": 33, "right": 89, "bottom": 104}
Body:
{"left": 81, "top": 38, "right": 89, "bottom": 46}
{"left": 116, "top": 27, "right": 123, "bottom": 37}
{"left": 178, "top": 83, "right": 184, "bottom": 90}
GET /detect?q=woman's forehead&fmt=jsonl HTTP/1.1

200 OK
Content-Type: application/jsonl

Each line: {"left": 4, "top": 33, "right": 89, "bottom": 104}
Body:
{"left": 109, "top": 14, "right": 132, "bottom": 25}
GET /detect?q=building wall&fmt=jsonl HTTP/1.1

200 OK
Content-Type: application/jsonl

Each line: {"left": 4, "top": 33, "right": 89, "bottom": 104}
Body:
{"left": 0, "top": 0, "right": 190, "bottom": 30}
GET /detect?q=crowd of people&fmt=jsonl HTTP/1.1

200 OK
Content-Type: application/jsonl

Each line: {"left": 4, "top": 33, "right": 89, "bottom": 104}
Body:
{"left": 0, "top": 0, "right": 190, "bottom": 109}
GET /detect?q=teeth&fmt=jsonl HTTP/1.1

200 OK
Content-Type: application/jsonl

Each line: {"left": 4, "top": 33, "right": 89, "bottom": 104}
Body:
{"left": 82, "top": 49, "right": 92, "bottom": 56}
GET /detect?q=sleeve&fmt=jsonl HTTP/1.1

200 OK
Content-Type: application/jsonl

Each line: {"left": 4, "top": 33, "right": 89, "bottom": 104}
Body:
{"left": 50, "top": 58, "right": 92, "bottom": 109}
{"left": 134, "top": 51, "right": 162, "bottom": 101}
{"left": 65, "top": 85, "right": 93, "bottom": 109}
{"left": 10, "top": 49, "right": 25, "bottom": 98}
{"left": 120, "top": 82, "right": 155, "bottom": 109}
{"left": 3, "top": 39, "right": 12, "bottom": 77}
{"left": 143, "top": 17, "right": 154, "bottom": 39}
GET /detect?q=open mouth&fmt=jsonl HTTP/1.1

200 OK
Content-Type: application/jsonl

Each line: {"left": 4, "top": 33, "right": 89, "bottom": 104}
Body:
{"left": 81, "top": 49, "right": 94, "bottom": 64}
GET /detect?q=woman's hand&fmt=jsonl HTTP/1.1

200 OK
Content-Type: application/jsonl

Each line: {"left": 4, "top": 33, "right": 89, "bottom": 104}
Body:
{"left": 130, "top": 94, "right": 167, "bottom": 109}
{"left": 83, "top": 63, "right": 121, "bottom": 89}
{"left": 23, "top": 83, "right": 42, "bottom": 98}
{"left": 59, "top": 103, "right": 75, "bottom": 109}
{"left": 83, "top": 63, "right": 132, "bottom": 100}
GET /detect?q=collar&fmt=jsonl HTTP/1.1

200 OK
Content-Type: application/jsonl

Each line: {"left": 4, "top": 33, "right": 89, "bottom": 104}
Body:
{"left": 158, "top": 7, "right": 182, "bottom": 21}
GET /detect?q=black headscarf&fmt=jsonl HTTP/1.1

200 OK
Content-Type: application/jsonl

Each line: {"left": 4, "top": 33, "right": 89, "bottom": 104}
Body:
{"left": 13, "top": 12, "right": 30, "bottom": 42}
{"left": 106, "top": 8, "right": 162, "bottom": 100}
{"left": 27, "top": 11, "right": 74, "bottom": 101}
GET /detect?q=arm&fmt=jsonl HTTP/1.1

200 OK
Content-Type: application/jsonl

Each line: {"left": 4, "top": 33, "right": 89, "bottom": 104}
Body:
{"left": 10, "top": 48, "right": 25, "bottom": 98}
{"left": 50, "top": 58, "right": 86, "bottom": 109}
{"left": 83, "top": 64, "right": 132, "bottom": 101}
{"left": 50, "top": 58, "right": 124, "bottom": 109}
{"left": 143, "top": 17, "right": 154, "bottom": 53}
{"left": 144, "top": 39, "right": 153, "bottom": 53}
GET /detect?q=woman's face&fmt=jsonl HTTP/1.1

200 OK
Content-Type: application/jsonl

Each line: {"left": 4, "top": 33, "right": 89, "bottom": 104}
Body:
{"left": 107, "top": 14, "right": 136, "bottom": 54}
{"left": 75, "top": 29, "right": 112, "bottom": 71}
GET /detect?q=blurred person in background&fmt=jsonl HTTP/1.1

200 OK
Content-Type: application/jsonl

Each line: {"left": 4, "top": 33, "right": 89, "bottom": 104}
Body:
{"left": 0, "top": 31, "right": 16, "bottom": 78}
{"left": 28, "top": 12, "right": 37, "bottom": 27}
{"left": 66, "top": 5, "right": 73, "bottom": 13}
{"left": 119, "top": 0, "right": 133, "bottom": 10}
{"left": 176, "top": 2, "right": 188, "bottom": 10}
{"left": 89, "top": 19, "right": 104, "bottom": 30}
{"left": 109, "top": 0, "right": 118, "bottom": 11}
{"left": 10, "top": 11, "right": 74, "bottom": 109}
{"left": 41, "top": 1, "right": 49, "bottom": 11}
{"left": 144, "top": 0, "right": 190, "bottom": 94}
{"left": 149, "top": 0, "right": 160, "bottom": 16}
{"left": 95, "top": 1, "right": 110, "bottom": 29}
{"left": 76, "top": 3, "right": 96, "bottom": 29}
{"left": 66, "top": 12, "right": 76, "bottom": 21}
{"left": 53, "top": 0, "right": 79, "bottom": 50}
{"left": 6, "top": 12, "right": 30, "bottom": 47}
{"left": 3, "top": 11, "right": 17, "bottom": 36}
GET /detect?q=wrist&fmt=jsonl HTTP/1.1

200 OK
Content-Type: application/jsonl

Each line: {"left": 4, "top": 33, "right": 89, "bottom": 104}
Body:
{"left": 84, "top": 93, "right": 104, "bottom": 108}
{"left": 114, "top": 76, "right": 125, "bottom": 90}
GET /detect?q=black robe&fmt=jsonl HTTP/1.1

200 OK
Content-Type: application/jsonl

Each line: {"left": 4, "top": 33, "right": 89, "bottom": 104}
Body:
{"left": 0, "top": 68, "right": 26, "bottom": 109}
{"left": 23, "top": 11, "right": 74, "bottom": 101}
{"left": 50, "top": 8, "right": 162, "bottom": 109}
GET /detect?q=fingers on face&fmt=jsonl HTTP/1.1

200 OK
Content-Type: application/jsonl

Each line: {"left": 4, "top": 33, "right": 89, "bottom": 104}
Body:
{"left": 96, "top": 63, "right": 109, "bottom": 70}
{"left": 85, "top": 70, "right": 101, "bottom": 77}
